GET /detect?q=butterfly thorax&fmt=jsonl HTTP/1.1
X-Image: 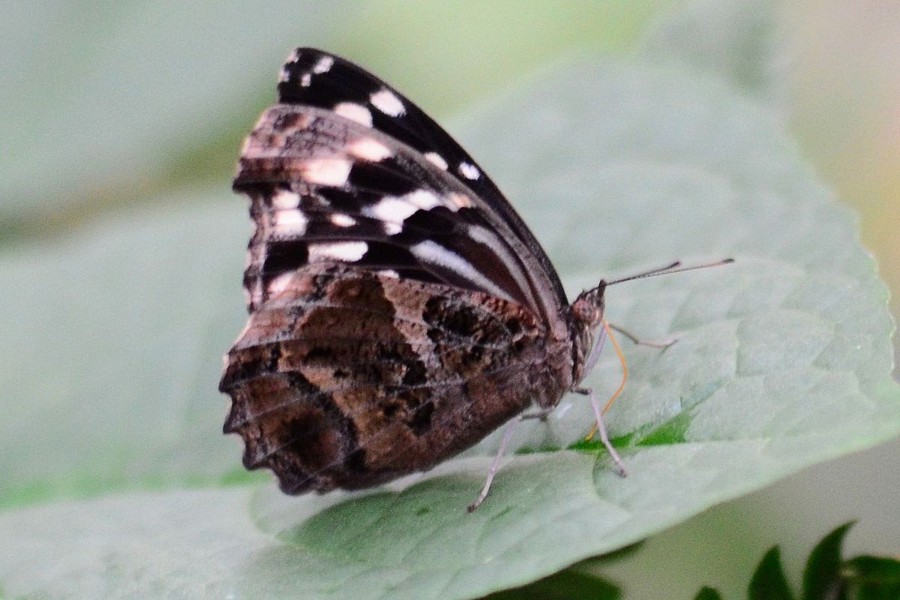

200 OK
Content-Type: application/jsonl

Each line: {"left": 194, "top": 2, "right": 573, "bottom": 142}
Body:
{"left": 567, "top": 282, "right": 607, "bottom": 385}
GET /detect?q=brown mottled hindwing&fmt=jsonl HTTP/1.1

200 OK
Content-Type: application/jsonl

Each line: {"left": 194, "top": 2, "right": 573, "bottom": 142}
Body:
{"left": 219, "top": 264, "right": 573, "bottom": 494}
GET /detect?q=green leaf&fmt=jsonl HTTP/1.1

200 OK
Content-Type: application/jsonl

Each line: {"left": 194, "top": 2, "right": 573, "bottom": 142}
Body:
{"left": 695, "top": 587, "right": 724, "bottom": 600}
{"left": 0, "top": 54, "right": 900, "bottom": 598}
{"left": 802, "top": 522, "right": 854, "bottom": 600}
{"left": 749, "top": 547, "right": 795, "bottom": 600}
{"left": 2, "top": 34, "right": 899, "bottom": 600}
{"left": 694, "top": 527, "right": 900, "bottom": 600}
{"left": 844, "top": 556, "right": 900, "bottom": 600}
{"left": 0, "top": 488, "right": 303, "bottom": 599}
{"left": 482, "top": 568, "right": 620, "bottom": 600}
{"left": 0, "top": 194, "right": 256, "bottom": 508}
{"left": 639, "top": 0, "right": 781, "bottom": 97}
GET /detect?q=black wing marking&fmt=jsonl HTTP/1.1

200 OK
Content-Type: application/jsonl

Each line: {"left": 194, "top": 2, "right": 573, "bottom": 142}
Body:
{"left": 272, "top": 47, "right": 568, "bottom": 311}
{"left": 235, "top": 99, "right": 560, "bottom": 321}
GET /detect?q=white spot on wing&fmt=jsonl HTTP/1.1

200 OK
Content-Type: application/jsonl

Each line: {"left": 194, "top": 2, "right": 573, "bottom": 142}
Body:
{"left": 378, "top": 269, "right": 400, "bottom": 279}
{"left": 273, "top": 209, "right": 308, "bottom": 236}
{"left": 458, "top": 162, "right": 480, "bottom": 180}
{"left": 370, "top": 88, "right": 405, "bottom": 116}
{"left": 448, "top": 192, "right": 472, "bottom": 209}
{"left": 467, "top": 225, "right": 532, "bottom": 303}
{"left": 406, "top": 189, "right": 442, "bottom": 210}
{"left": 411, "top": 240, "right": 512, "bottom": 301}
{"left": 301, "top": 158, "right": 352, "bottom": 186}
{"left": 301, "top": 73, "right": 312, "bottom": 87}
{"left": 425, "top": 152, "right": 449, "bottom": 170}
{"left": 267, "top": 272, "right": 296, "bottom": 296}
{"left": 363, "top": 188, "right": 456, "bottom": 234}
{"left": 330, "top": 213, "right": 356, "bottom": 227}
{"left": 313, "top": 55, "right": 334, "bottom": 74}
{"left": 250, "top": 281, "right": 263, "bottom": 307}
{"left": 366, "top": 196, "right": 418, "bottom": 222}
{"left": 334, "top": 102, "right": 373, "bottom": 127}
{"left": 271, "top": 190, "right": 301, "bottom": 210}
{"left": 282, "top": 49, "right": 301, "bottom": 84}
{"left": 467, "top": 225, "right": 504, "bottom": 254}
{"left": 309, "top": 241, "right": 368, "bottom": 262}
{"left": 347, "top": 137, "right": 393, "bottom": 161}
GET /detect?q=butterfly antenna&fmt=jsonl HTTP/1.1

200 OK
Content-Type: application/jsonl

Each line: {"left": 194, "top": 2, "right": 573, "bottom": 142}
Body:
{"left": 607, "top": 258, "right": 734, "bottom": 286}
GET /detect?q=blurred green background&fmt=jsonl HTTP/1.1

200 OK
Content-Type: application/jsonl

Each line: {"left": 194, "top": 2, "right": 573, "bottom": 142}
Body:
{"left": 1, "top": 1, "right": 897, "bottom": 598}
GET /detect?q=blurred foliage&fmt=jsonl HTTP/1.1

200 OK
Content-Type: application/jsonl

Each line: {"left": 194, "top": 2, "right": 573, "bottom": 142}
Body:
{"left": 697, "top": 523, "right": 900, "bottom": 600}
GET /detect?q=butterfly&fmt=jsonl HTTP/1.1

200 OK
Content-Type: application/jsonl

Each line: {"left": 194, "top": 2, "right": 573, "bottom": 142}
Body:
{"left": 219, "top": 48, "right": 728, "bottom": 510}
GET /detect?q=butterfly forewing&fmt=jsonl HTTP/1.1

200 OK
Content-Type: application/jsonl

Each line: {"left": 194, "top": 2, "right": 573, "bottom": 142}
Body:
{"left": 236, "top": 100, "right": 549, "bottom": 318}
{"left": 272, "top": 48, "right": 568, "bottom": 319}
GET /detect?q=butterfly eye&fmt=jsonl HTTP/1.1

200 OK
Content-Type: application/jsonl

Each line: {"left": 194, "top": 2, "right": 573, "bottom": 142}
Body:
{"left": 570, "top": 286, "right": 605, "bottom": 326}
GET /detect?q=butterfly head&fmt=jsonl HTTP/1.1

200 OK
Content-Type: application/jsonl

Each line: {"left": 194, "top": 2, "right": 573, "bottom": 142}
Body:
{"left": 570, "top": 281, "right": 608, "bottom": 329}
{"left": 567, "top": 281, "right": 609, "bottom": 383}
{"left": 566, "top": 259, "right": 734, "bottom": 383}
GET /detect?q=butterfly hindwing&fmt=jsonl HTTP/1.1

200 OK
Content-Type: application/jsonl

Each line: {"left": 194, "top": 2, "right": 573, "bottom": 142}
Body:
{"left": 220, "top": 264, "right": 569, "bottom": 493}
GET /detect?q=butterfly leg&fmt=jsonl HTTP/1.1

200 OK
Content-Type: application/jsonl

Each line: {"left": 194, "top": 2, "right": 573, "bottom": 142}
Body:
{"left": 574, "top": 387, "right": 627, "bottom": 477}
{"left": 467, "top": 416, "right": 522, "bottom": 512}
{"left": 608, "top": 323, "right": 677, "bottom": 349}
{"left": 520, "top": 406, "right": 555, "bottom": 421}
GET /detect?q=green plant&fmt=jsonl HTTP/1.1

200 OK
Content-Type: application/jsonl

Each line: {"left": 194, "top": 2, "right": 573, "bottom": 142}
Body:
{"left": 697, "top": 523, "right": 900, "bottom": 600}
